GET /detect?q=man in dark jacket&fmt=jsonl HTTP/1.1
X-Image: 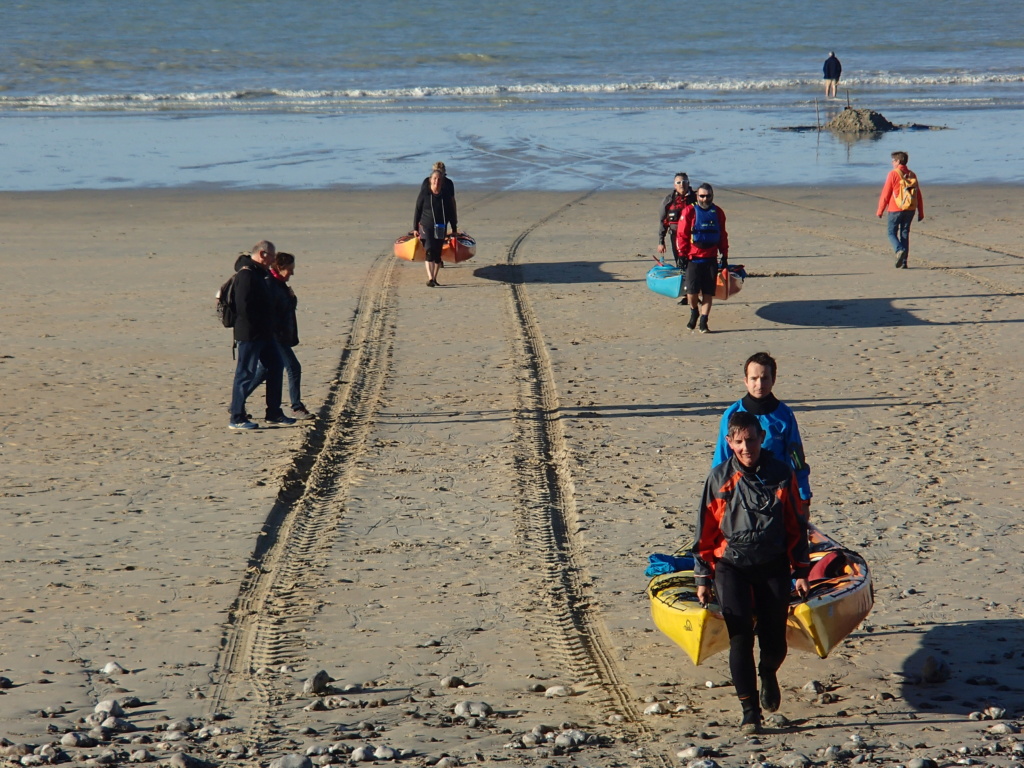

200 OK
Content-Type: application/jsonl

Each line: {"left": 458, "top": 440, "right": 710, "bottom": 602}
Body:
{"left": 243, "top": 252, "right": 312, "bottom": 419}
{"left": 823, "top": 52, "right": 842, "bottom": 98}
{"left": 228, "top": 240, "right": 293, "bottom": 430}
{"left": 693, "top": 411, "right": 810, "bottom": 733}
{"left": 657, "top": 172, "right": 696, "bottom": 268}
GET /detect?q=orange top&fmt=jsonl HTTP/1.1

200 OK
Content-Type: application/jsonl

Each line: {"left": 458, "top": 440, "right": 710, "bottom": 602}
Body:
{"left": 877, "top": 165, "right": 924, "bottom": 218}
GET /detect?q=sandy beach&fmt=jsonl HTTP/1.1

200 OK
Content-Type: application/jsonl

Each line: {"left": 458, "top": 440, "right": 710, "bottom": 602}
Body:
{"left": 2, "top": 185, "right": 1023, "bottom": 767}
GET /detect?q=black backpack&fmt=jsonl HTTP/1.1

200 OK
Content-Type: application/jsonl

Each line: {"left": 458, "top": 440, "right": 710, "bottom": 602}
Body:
{"left": 215, "top": 265, "right": 250, "bottom": 328}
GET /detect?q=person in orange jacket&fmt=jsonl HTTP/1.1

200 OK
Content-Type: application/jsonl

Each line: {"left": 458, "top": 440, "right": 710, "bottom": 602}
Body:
{"left": 693, "top": 410, "right": 810, "bottom": 733}
{"left": 877, "top": 151, "right": 924, "bottom": 269}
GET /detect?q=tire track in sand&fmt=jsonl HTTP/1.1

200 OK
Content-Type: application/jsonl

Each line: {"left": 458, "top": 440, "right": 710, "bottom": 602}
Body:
{"left": 502, "top": 197, "right": 672, "bottom": 768}
{"left": 206, "top": 250, "right": 398, "bottom": 748}
{"left": 203, "top": 190, "right": 514, "bottom": 749}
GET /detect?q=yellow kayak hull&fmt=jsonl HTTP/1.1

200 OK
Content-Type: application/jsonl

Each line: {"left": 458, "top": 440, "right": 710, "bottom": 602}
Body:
{"left": 648, "top": 524, "right": 873, "bottom": 666}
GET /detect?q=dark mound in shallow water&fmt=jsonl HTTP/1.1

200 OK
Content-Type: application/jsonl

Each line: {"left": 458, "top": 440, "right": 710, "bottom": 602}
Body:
{"left": 825, "top": 107, "right": 897, "bottom": 134}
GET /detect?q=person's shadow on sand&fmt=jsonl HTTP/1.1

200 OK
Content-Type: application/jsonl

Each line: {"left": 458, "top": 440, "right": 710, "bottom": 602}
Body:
{"left": 757, "top": 296, "right": 1023, "bottom": 328}
{"left": 896, "top": 619, "right": 1024, "bottom": 715}
{"left": 474, "top": 260, "right": 631, "bottom": 285}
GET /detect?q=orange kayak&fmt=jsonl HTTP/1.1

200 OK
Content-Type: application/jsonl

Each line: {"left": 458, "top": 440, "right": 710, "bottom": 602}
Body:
{"left": 714, "top": 265, "right": 745, "bottom": 300}
{"left": 393, "top": 232, "right": 477, "bottom": 263}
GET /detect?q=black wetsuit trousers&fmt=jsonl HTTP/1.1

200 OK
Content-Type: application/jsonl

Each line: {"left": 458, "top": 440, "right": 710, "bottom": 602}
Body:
{"left": 714, "top": 557, "right": 792, "bottom": 700}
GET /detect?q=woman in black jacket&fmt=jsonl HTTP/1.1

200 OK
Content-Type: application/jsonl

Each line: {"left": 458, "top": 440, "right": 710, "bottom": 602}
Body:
{"left": 413, "top": 166, "right": 458, "bottom": 287}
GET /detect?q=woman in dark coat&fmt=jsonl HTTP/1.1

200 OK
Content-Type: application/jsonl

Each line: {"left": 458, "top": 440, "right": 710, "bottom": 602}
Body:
{"left": 413, "top": 166, "right": 458, "bottom": 287}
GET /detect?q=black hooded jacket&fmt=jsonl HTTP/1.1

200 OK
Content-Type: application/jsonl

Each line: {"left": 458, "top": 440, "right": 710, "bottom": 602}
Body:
{"left": 230, "top": 254, "right": 274, "bottom": 343}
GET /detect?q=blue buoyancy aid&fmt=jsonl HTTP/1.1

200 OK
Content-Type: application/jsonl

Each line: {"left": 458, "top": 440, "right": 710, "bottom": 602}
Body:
{"left": 691, "top": 204, "right": 721, "bottom": 247}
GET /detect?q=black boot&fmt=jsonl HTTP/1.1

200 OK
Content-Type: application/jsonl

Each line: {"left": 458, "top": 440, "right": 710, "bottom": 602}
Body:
{"left": 739, "top": 695, "right": 762, "bottom": 734}
{"left": 759, "top": 668, "right": 781, "bottom": 713}
{"left": 686, "top": 308, "right": 699, "bottom": 330}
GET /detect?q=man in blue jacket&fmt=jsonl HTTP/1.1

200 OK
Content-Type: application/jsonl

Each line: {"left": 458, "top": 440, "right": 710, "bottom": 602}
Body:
{"left": 713, "top": 352, "right": 811, "bottom": 516}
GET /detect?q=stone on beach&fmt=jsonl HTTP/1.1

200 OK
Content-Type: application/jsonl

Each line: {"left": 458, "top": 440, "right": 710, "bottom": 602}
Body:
{"left": 920, "top": 656, "right": 951, "bottom": 684}
{"left": 453, "top": 701, "right": 492, "bottom": 718}
{"left": 544, "top": 685, "right": 572, "bottom": 697}
{"left": 94, "top": 699, "right": 125, "bottom": 717}
{"left": 167, "top": 752, "right": 205, "bottom": 768}
{"left": 269, "top": 755, "right": 313, "bottom": 768}
{"left": 303, "top": 670, "right": 334, "bottom": 695}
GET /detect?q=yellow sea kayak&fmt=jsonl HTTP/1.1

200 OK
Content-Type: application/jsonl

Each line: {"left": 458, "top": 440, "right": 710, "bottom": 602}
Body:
{"left": 648, "top": 524, "right": 873, "bottom": 666}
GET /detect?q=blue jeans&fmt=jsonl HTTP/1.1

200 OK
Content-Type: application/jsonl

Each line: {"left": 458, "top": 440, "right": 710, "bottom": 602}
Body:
{"left": 245, "top": 340, "right": 304, "bottom": 410}
{"left": 887, "top": 210, "right": 915, "bottom": 255}
{"left": 230, "top": 338, "right": 284, "bottom": 423}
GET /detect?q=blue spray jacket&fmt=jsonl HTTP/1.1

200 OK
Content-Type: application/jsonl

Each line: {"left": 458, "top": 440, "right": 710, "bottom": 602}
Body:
{"left": 712, "top": 394, "right": 812, "bottom": 501}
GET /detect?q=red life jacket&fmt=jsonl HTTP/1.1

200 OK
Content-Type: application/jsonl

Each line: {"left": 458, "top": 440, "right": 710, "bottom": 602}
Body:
{"left": 663, "top": 191, "right": 688, "bottom": 227}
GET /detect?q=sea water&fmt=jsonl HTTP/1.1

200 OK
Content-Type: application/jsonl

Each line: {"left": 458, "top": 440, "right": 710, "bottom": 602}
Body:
{"left": 1, "top": 0, "right": 1022, "bottom": 190}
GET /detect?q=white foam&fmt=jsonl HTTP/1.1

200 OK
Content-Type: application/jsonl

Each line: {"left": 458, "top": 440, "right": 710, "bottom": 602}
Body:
{"left": 2, "top": 72, "right": 1021, "bottom": 113}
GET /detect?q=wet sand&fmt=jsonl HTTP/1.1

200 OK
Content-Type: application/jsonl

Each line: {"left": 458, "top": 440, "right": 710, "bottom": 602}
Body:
{"left": 1, "top": 185, "right": 1023, "bottom": 766}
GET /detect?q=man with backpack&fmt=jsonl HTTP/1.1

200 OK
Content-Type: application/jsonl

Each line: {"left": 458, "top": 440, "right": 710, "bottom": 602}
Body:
{"left": 877, "top": 151, "right": 924, "bottom": 269}
{"left": 676, "top": 183, "right": 729, "bottom": 334}
{"left": 227, "top": 240, "right": 294, "bottom": 430}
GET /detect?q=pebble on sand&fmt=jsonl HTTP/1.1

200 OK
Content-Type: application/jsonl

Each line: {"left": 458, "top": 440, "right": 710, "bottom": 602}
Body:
{"left": 303, "top": 670, "right": 334, "bottom": 695}
{"left": 777, "top": 753, "right": 811, "bottom": 768}
{"left": 60, "top": 732, "right": 98, "bottom": 748}
{"left": 920, "top": 656, "right": 951, "bottom": 684}
{"left": 101, "top": 716, "right": 136, "bottom": 733}
{"left": 268, "top": 755, "right": 313, "bottom": 768}
{"left": 987, "top": 723, "right": 1018, "bottom": 735}
{"left": 677, "top": 746, "right": 708, "bottom": 759}
{"left": 453, "top": 701, "right": 493, "bottom": 718}
{"left": 373, "top": 745, "right": 398, "bottom": 760}
{"left": 167, "top": 752, "right": 205, "bottom": 768}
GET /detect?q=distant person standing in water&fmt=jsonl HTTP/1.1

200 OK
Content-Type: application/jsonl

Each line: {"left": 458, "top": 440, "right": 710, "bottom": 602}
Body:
{"left": 877, "top": 151, "right": 924, "bottom": 269}
{"left": 414, "top": 167, "right": 458, "bottom": 287}
{"left": 657, "top": 172, "right": 696, "bottom": 268}
{"left": 823, "top": 52, "right": 842, "bottom": 98}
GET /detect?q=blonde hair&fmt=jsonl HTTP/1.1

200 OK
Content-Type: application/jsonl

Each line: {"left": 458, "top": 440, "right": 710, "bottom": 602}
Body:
{"left": 432, "top": 161, "right": 447, "bottom": 175}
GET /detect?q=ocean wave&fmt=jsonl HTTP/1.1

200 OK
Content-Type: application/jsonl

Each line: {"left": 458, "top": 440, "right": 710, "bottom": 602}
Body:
{"left": 2, "top": 72, "right": 1022, "bottom": 112}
